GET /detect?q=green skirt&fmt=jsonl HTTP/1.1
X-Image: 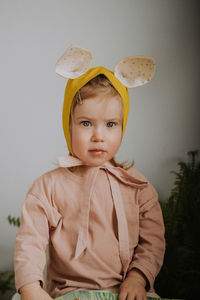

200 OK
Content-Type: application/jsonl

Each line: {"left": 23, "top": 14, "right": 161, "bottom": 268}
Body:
{"left": 55, "top": 290, "right": 180, "bottom": 300}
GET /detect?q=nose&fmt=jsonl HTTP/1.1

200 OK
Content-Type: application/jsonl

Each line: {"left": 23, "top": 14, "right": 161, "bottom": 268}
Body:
{"left": 91, "top": 126, "right": 104, "bottom": 142}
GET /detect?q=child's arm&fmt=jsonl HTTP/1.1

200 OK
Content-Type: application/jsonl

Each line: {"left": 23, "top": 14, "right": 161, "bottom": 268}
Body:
{"left": 128, "top": 184, "right": 165, "bottom": 290}
{"left": 20, "top": 281, "right": 53, "bottom": 300}
{"left": 14, "top": 191, "right": 49, "bottom": 291}
{"left": 14, "top": 174, "right": 61, "bottom": 294}
{"left": 122, "top": 171, "right": 165, "bottom": 294}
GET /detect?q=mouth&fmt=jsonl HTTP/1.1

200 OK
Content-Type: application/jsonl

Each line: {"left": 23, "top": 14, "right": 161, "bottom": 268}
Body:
{"left": 88, "top": 149, "right": 106, "bottom": 155}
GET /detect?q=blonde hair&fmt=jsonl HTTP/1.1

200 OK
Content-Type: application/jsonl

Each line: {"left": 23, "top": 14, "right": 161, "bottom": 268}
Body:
{"left": 70, "top": 74, "right": 134, "bottom": 170}
{"left": 71, "top": 74, "right": 119, "bottom": 110}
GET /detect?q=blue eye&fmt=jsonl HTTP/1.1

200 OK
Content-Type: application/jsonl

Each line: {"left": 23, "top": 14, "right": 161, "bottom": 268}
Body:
{"left": 81, "top": 121, "right": 91, "bottom": 127}
{"left": 107, "top": 122, "right": 116, "bottom": 127}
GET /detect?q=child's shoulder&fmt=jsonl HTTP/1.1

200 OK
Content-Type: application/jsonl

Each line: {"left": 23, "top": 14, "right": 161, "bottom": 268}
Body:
{"left": 35, "top": 166, "right": 65, "bottom": 181}
{"left": 126, "top": 166, "right": 149, "bottom": 183}
{"left": 126, "top": 167, "right": 159, "bottom": 201}
{"left": 27, "top": 166, "right": 68, "bottom": 193}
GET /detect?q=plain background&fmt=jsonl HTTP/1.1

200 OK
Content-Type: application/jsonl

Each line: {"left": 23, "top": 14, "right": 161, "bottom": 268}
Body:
{"left": 0, "top": 0, "right": 200, "bottom": 281}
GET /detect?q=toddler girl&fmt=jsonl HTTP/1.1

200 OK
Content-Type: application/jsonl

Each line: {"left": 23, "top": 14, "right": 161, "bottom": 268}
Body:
{"left": 14, "top": 46, "right": 165, "bottom": 300}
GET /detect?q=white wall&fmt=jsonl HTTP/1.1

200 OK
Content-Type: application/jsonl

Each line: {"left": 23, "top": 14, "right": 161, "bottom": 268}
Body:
{"left": 0, "top": 0, "right": 199, "bottom": 271}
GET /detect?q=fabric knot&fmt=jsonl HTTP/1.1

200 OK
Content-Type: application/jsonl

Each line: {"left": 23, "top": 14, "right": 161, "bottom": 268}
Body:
{"left": 58, "top": 156, "right": 148, "bottom": 277}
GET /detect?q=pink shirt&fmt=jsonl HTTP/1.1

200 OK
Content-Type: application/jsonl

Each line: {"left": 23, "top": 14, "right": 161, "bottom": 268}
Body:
{"left": 14, "top": 156, "right": 165, "bottom": 298}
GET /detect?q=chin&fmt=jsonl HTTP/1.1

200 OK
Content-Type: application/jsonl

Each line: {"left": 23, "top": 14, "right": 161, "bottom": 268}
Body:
{"left": 85, "top": 159, "right": 107, "bottom": 167}
{"left": 87, "top": 162, "right": 104, "bottom": 167}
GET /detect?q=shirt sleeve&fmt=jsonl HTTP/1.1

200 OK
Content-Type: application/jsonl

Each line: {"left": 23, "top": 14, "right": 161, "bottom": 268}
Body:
{"left": 14, "top": 175, "right": 61, "bottom": 292}
{"left": 127, "top": 182, "right": 166, "bottom": 291}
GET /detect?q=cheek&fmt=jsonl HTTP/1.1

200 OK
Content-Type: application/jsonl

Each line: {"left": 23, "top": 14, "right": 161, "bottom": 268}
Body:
{"left": 108, "top": 130, "right": 122, "bottom": 151}
{"left": 71, "top": 127, "right": 89, "bottom": 152}
{"left": 71, "top": 126, "right": 79, "bottom": 154}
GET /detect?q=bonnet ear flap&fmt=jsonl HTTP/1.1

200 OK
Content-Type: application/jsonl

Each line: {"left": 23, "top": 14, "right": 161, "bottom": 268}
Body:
{"left": 56, "top": 45, "right": 93, "bottom": 79}
{"left": 114, "top": 56, "right": 155, "bottom": 88}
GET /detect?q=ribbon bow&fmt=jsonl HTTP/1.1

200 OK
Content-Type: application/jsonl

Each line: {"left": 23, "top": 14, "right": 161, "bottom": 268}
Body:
{"left": 58, "top": 156, "right": 148, "bottom": 277}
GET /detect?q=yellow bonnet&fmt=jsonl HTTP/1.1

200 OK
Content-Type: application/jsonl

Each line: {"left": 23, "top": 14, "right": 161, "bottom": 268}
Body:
{"left": 56, "top": 45, "right": 155, "bottom": 153}
{"left": 62, "top": 66, "right": 129, "bottom": 153}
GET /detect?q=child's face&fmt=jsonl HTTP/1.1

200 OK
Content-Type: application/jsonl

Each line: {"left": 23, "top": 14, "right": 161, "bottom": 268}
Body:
{"left": 70, "top": 93, "right": 123, "bottom": 166}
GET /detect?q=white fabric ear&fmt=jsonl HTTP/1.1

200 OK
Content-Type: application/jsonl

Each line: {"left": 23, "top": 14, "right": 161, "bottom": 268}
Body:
{"left": 114, "top": 56, "right": 155, "bottom": 88}
{"left": 56, "top": 45, "right": 93, "bottom": 79}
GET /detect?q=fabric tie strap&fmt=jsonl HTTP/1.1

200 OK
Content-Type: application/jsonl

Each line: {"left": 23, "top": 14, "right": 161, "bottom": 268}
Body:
{"left": 58, "top": 156, "right": 148, "bottom": 277}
